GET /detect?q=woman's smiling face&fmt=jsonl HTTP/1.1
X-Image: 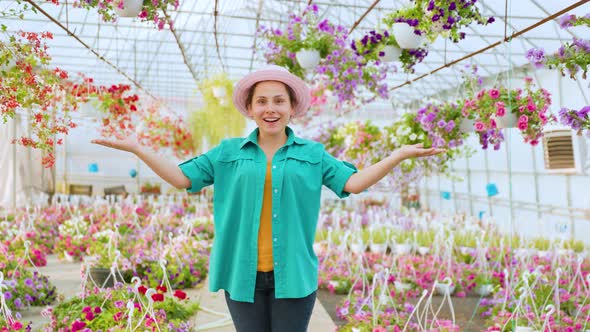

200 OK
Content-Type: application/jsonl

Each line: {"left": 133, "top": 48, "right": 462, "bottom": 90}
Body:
{"left": 247, "top": 81, "right": 295, "bottom": 136}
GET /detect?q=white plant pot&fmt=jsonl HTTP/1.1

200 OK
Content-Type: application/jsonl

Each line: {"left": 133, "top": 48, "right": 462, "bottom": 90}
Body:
{"left": 474, "top": 284, "right": 493, "bottom": 297}
{"left": 113, "top": 0, "right": 143, "bottom": 17}
{"left": 78, "top": 97, "right": 100, "bottom": 119}
{"left": 459, "top": 246, "right": 475, "bottom": 256}
{"left": 459, "top": 118, "right": 476, "bottom": 133}
{"left": 380, "top": 45, "right": 402, "bottom": 62}
{"left": 211, "top": 86, "right": 227, "bottom": 99}
{"left": 496, "top": 112, "right": 518, "bottom": 129}
{"left": 350, "top": 243, "right": 365, "bottom": 254}
{"left": 328, "top": 280, "right": 340, "bottom": 288}
{"left": 394, "top": 244, "right": 412, "bottom": 255}
{"left": 417, "top": 246, "right": 430, "bottom": 255}
{"left": 394, "top": 281, "right": 413, "bottom": 292}
{"left": 392, "top": 22, "right": 424, "bottom": 49}
{"left": 556, "top": 248, "right": 573, "bottom": 256}
{"left": 63, "top": 251, "right": 75, "bottom": 263}
{"left": 370, "top": 243, "right": 388, "bottom": 254}
{"left": 434, "top": 281, "right": 455, "bottom": 295}
{"left": 295, "top": 49, "right": 320, "bottom": 69}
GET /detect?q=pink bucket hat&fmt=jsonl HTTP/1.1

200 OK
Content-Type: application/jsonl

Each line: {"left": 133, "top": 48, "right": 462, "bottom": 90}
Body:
{"left": 232, "top": 65, "right": 311, "bottom": 118}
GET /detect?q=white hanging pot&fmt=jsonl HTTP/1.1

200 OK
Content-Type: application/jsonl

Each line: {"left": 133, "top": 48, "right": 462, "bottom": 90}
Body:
{"left": 63, "top": 250, "right": 75, "bottom": 263}
{"left": 495, "top": 112, "right": 518, "bottom": 129}
{"left": 328, "top": 280, "right": 340, "bottom": 288}
{"left": 350, "top": 242, "right": 365, "bottom": 254}
{"left": 417, "top": 246, "right": 430, "bottom": 255}
{"left": 370, "top": 243, "right": 388, "bottom": 254}
{"left": 514, "top": 327, "right": 536, "bottom": 332}
{"left": 295, "top": 49, "right": 321, "bottom": 69}
{"left": 474, "top": 284, "right": 493, "bottom": 297}
{"left": 113, "top": 0, "right": 143, "bottom": 17}
{"left": 211, "top": 86, "right": 227, "bottom": 99}
{"left": 380, "top": 45, "right": 402, "bottom": 62}
{"left": 78, "top": 97, "right": 100, "bottom": 119}
{"left": 459, "top": 118, "right": 476, "bottom": 133}
{"left": 394, "top": 281, "right": 412, "bottom": 292}
{"left": 394, "top": 243, "right": 412, "bottom": 255}
{"left": 392, "top": 22, "right": 424, "bottom": 49}
{"left": 434, "top": 281, "right": 455, "bottom": 295}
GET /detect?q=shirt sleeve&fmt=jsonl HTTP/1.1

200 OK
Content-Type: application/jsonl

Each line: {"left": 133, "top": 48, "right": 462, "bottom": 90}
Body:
{"left": 321, "top": 150, "right": 358, "bottom": 198}
{"left": 178, "top": 144, "right": 221, "bottom": 193}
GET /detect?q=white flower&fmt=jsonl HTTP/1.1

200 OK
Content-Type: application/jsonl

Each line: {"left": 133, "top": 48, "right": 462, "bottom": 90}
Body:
{"left": 389, "top": 134, "right": 397, "bottom": 145}
{"left": 409, "top": 133, "right": 417, "bottom": 141}
{"left": 344, "top": 136, "right": 353, "bottom": 148}
{"left": 396, "top": 126, "right": 407, "bottom": 136}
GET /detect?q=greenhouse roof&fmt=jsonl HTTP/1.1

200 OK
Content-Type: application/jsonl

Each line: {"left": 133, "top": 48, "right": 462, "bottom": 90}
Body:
{"left": 2, "top": 0, "right": 589, "bottom": 106}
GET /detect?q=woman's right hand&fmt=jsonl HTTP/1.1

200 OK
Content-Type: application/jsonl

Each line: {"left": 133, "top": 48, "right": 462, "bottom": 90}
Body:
{"left": 91, "top": 135, "right": 140, "bottom": 154}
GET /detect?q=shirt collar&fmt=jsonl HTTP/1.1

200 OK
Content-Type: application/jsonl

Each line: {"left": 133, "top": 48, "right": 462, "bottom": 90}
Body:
{"left": 239, "top": 126, "right": 305, "bottom": 149}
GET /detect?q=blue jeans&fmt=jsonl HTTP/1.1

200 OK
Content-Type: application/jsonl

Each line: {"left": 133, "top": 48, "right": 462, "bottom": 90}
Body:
{"left": 224, "top": 271, "right": 316, "bottom": 332}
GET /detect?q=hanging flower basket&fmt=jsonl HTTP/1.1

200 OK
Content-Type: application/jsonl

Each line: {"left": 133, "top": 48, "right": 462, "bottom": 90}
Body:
{"left": 295, "top": 49, "right": 321, "bottom": 69}
{"left": 113, "top": 0, "right": 143, "bottom": 17}
{"left": 392, "top": 22, "right": 424, "bottom": 49}
{"left": 434, "top": 280, "right": 455, "bottom": 295}
{"left": 474, "top": 284, "right": 493, "bottom": 297}
{"left": 514, "top": 327, "right": 536, "bottom": 332}
{"left": 369, "top": 243, "right": 388, "bottom": 254}
{"left": 78, "top": 97, "right": 100, "bottom": 119}
{"left": 380, "top": 45, "right": 402, "bottom": 62}
{"left": 495, "top": 112, "right": 518, "bottom": 128}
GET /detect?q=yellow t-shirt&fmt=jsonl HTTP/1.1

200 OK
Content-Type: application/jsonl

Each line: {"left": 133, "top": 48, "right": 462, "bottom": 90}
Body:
{"left": 257, "top": 161, "right": 274, "bottom": 272}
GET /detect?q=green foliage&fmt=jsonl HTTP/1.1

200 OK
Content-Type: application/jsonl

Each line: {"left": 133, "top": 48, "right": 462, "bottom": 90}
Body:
{"left": 188, "top": 73, "right": 246, "bottom": 153}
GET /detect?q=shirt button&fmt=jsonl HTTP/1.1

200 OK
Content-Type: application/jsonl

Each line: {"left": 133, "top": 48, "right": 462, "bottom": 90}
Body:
{"left": 274, "top": 262, "right": 278, "bottom": 266}
{"left": 273, "top": 238, "right": 277, "bottom": 242}
{"left": 272, "top": 165, "right": 276, "bottom": 169}
{"left": 273, "top": 214, "right": 277, "bottom": 218}
{"left": 274, "top": 189, "right": 278, "bottom": 193}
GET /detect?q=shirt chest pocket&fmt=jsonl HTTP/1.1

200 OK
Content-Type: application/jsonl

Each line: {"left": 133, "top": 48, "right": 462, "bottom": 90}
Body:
{"left": 217, "top": 152, "right": 258, "bottom": 188}
{"left": 283, "top": 151, "right": 322, "bottom": 190}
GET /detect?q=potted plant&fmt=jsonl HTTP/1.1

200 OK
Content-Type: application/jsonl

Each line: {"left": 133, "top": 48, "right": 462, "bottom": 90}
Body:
{"left": 526, "top": 14, "right": 589, "bottom": 80}
{"left": 76, "top": 0, "right": 180, "bottom": 30}
{"left": 369, "top": 227, "right": 389, "bottom": 254}
{"left": 47, "top": 282, "right": 199, "bottom": 331}
{"left": 383, "top": 0, "right": 494, "bottom": 45}
{"left": 140, "top": 181, "right": 161, "bottom": 194}
{"left": 351, "top": 30, "right": 402, "bottom": 63}
{"left": 137, "top": 102, "right": 196, "bottom": 158}
{"left": 187, "top": 73, "right": 245, "bottom": 153}
{"left": 257, "top": 5, "right": 345, "bottom": 77}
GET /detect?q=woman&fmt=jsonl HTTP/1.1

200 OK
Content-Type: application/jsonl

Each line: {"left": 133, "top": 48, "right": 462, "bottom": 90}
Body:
{"left": 92, "top": 65, "right": 444, "bottom": 332}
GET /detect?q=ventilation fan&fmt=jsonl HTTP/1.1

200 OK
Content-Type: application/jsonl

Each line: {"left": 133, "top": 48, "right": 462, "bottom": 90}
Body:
{"left": 542, "top": 128, "right": 590, "bottom": 174}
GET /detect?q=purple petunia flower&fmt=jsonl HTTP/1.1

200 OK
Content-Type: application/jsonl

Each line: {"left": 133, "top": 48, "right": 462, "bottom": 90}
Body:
{"left": 487, "top": 17, "right": 495, "bottom": 24}
{"left": 432, "top": 14, "right": 440, "bottom": 22}
{"left": 428, "top": 1, "right": 435, "bottom": 11}
{"left": 437, "top": 120, "right": 447, "bottom": 128}
{"left": 449, "top": 2, "right": 457, "bottom": 11}
{"left": 558, "top": 14, "right": 576, "bottom": 29}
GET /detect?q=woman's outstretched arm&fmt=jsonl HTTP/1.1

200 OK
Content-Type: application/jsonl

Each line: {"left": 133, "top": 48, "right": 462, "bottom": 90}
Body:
{"left": 91, "top": 136, "right": 191, "bottom": 189}
{"left": 343, "top": 143, "right": 445, "bottom": 194}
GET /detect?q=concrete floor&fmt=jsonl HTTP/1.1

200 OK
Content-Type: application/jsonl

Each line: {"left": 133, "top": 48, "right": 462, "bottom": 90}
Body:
{"left": 23, "top": 255, "right": 337, "bottom": 332}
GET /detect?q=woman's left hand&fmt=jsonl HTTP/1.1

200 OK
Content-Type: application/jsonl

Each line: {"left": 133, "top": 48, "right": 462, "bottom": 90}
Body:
{"left": 396, "top": 143, "right": 446, "bottom": 159}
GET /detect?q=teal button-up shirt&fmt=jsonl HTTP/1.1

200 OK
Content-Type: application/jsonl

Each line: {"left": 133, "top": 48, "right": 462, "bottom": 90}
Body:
{"left": 178, "top": 127, "right": 357, "bottom": 302}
